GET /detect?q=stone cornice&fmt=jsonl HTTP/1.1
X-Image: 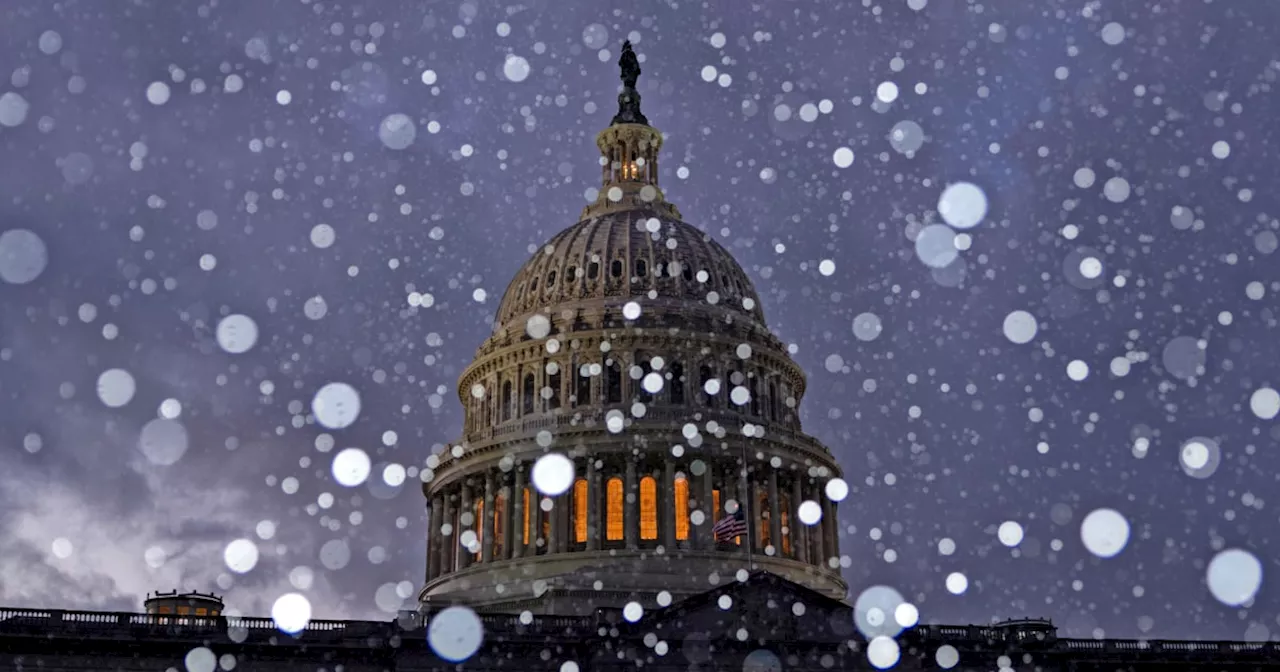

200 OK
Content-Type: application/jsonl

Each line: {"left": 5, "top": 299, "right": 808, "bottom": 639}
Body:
{"left": 422, "top": 407, "right": 840, "bottom": 497}
{"left": 418, "top": 549, "right": 848, "bottom": 603}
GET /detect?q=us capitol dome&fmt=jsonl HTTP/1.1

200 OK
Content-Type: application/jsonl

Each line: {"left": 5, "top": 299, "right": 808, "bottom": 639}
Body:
{"left": 419, "top": 41, "right": 846, "bottom": 616}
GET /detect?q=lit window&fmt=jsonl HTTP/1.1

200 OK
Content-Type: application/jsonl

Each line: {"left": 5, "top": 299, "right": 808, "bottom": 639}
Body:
{"left": 606, "top": 478, "right": 624, "bottom": 541}
{"left": 674, "top": 477, "right": 690, "bottom": 541}
{"left": 640, "top": 476, "right": 658, "bottom": 540}
{"left": 523, "top": 487, "right": 531, "bottom": 546}
{"left": 574, "top": 478, "right": 588, "bottom": 543}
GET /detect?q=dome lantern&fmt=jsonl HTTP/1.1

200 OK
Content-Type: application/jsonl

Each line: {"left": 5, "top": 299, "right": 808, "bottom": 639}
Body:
{"left": 582, "top": 40, "right": 680, "bottom": 221}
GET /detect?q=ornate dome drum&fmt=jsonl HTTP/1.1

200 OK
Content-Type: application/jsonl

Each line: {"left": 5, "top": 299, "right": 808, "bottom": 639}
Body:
{"left": 420, "top": 41, "right": 846, "bottom": 616}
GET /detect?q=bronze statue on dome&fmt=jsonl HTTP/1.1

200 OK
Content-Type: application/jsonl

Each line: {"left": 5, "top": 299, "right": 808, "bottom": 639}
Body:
{"left": 619, "top": 40, "right": 641, "bottom": 90}
{"left": 612, "top": 40, "right": 648, "bottom": 125}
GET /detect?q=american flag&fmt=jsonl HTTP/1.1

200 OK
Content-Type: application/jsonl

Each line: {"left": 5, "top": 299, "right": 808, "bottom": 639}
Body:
{"left": 712, "top": 509, "right": 748, "bottom": 543}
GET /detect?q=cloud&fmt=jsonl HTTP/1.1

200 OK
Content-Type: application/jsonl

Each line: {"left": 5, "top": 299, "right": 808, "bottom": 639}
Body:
{"left": 0, "top": 453, "right": 366, "bottom": 622}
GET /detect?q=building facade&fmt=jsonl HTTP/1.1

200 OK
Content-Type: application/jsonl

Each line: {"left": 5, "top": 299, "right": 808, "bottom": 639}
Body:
{"left": 1, "top": 42, "right": 1276, "bottom": 672}
{"left": 4, "top": 574, "right": 1279, "bottom": 671}
{"left": 418, "top": 40, "right": 845, "bottom": 614}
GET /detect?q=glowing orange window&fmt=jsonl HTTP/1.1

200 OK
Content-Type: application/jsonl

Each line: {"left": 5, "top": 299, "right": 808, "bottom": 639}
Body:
{"left": 640, "top": 476, "right": 658, "bottom": 540}
{"left": 606, "top": 478, "right": 624, "bottom": 541}
{"left": 574, "top": 478, "right": 588, "bottom": 543}
{"left": 674, "top": 477, "right": 690, "bottom": 541}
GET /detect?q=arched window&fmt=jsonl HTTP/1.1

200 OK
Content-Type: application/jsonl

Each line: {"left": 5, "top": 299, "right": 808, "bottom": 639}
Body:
{"left": 606, "top": 360, "right": 622, "bottom": 404}
{"left": 548, "top": 364, "right": 562, "bottom": 410}
{"left": 699, "top": 365, "right": 716, "bottom": 407}
{"left": 768, "top": 381, "right": 779, "bottom": 421}
{"left": 501, "top": 381, "right": 513, "bottom": 422}
{"left": 635, "top": 257, "right": 647, "bottom": 278}
{"left": 674, "top": 476, "right": 690, "bottom": 541}
{"left": 639, "top": 476, "right": 658, "bottom": 540}
{"left": 682, "top": 264, "right": 694, "bottom": 282}
{"left": 474, "top": 499, "right": 485, "bottom": 560}
{"left": 574, "top": 478, "right": 588, "bottom": 543}
{"left": 574, "top": 360, "right": 591, "bottom": 407}
{"left": 670, "top": 362, "right": 685, "bottom": 405}
{"left": 483, "top": 386, "right": 492, "bottom": 427}
{"left": 547, "top": 270, "right": 557, "bottom": 287}
{"left": 610, "top": 259, "right": 623, "bottom": 278}
{"left": 606, "top": 478, "right": 624, "bottom": 541}
{"left": 523, "top": 373, "right": 535, "bottom": 415}
{"left": 632, "top": 353, "right": 652, "bottom": 404}
{"left": 588, "top": 261, "right": 600, "bottom": 280}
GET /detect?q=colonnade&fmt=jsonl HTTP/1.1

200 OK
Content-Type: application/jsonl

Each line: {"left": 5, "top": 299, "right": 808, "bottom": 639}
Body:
{"left": 464, "top": 353, "right": 798, "bottom": 437}
{"left": 425, "top": 454, "right": 840, "bottom": 583}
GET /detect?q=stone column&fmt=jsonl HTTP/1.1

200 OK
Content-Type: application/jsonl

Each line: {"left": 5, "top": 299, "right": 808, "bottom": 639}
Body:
{"left": 459, "top": 481, "right": 474, "bottom": 569}
{"left": 624, "top": 458, "right": 638, "bottom": 550}
{"left": 533, "top": 490, "right": 546, "bottom": 555}
{"left": 423, "top": 500, "right": 435, "bottom": 583}
{"left": 558, "top": 491, "right": 571, "bottom": 552}
{"left": 699, "top": 462, "right": 715, "bottom": 550}
{"left": 482, "top": 472, "right": 496, "bottom": 563}
{"left": 736, "top": 460, "right": 751, "bottom": 551}
{"left": 546, "top": 488, "right": 559, "bottom": 555}
{"left": 810, "top": 481, "right": 825, "bottom": 567}
{"left": 723, "top": 464, "right": 738, "bottom": 545}
{"left": 790, "top": 476, "right": 807, "bottom": 564}
{"left": 662, "top": 460, "right": 676, "bottom": 549}
{"left": 439, "top": 490, "right": 454, "bottom": 575}
{"left": 823, "top": 495, "right": 838, "bottom": 562}
{"left": 512, "top": 465, "right": 525, "bottom": 559}
{"left": 586, "top": 459, "right": 600, "bottom": 551}
{"left": 501, "top": 474, "right": 514, "bottom": 560}
{"left": 768, "top": 469, "right": 782, "bottom": 557}
{"left": 427, "top": 495, "right": 443, "bottom": 580}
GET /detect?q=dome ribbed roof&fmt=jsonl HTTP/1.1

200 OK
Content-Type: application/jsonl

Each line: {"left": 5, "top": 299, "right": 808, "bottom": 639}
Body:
{"left": 493, "top": 209, "right": 766, "bottom": 329}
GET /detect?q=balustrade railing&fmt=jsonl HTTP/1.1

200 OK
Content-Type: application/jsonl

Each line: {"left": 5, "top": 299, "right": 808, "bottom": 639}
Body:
{"left": 0, "top": 608, "right": 354, "bottom": 635}
{"left": 0, "top": 606, "right": 595, "bottom": 639}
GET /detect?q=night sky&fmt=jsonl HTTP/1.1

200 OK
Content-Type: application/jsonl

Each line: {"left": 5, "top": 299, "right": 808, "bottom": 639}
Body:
{"left": 2, "top": 0, "right": 1279, "bottom": 643}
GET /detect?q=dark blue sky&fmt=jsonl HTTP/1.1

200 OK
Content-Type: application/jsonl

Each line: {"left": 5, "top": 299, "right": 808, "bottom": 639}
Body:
{"left": 1, "top": 0, "right": 1278, "bottom": 642}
